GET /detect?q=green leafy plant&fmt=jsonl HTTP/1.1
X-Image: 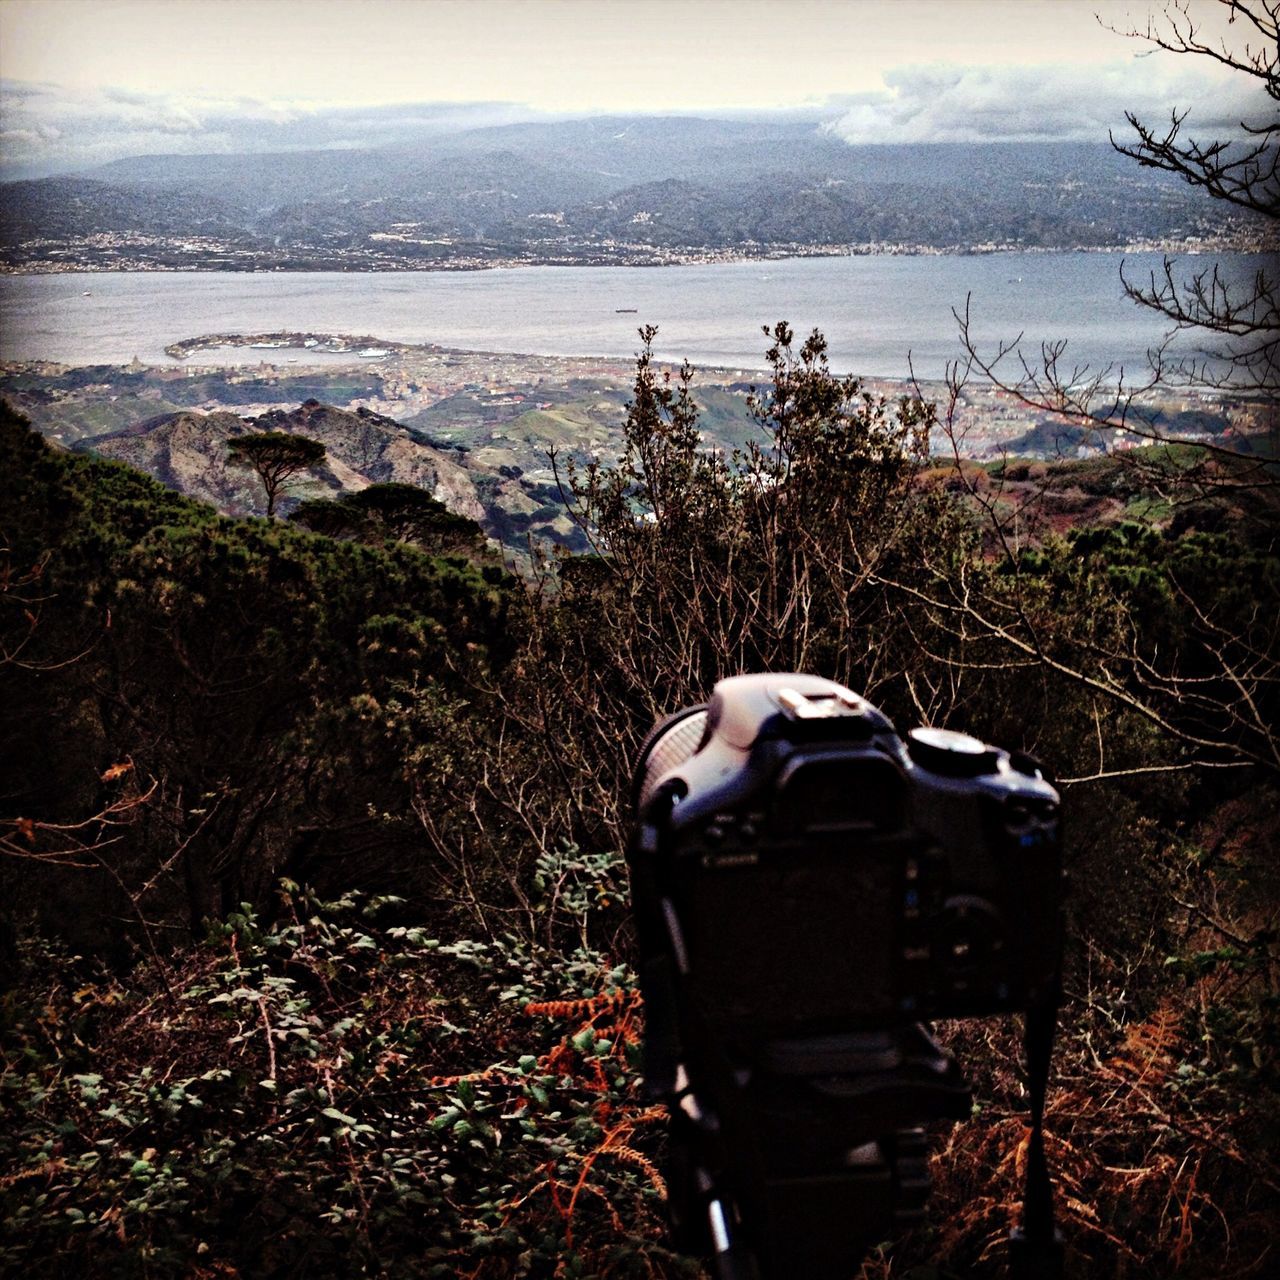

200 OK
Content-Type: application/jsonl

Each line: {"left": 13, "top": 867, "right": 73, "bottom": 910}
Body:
{"left": 0, "top": 884, "right": 693, "bottom": 1279}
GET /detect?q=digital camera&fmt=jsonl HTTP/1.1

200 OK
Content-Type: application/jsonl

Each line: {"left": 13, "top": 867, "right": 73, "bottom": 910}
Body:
{"left": 630, "top": 673, "right": 1065, "bottom": 1040}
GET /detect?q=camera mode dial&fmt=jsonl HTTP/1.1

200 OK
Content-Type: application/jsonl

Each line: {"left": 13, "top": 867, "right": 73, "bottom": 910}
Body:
{"left": 906, "top": 727, "right": 999, "bottom": 778}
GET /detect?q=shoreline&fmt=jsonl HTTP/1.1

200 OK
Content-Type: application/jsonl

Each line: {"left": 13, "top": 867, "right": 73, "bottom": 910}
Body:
{"left": 4, "top": 336, "right": 1254, "bottom": 403}
{"left": 1, "top": 331, "right": 777, "bottom": 384}
{"left": 2, "top": 236, "right": 1272, "bottom": 278}
{"left": 161, "top": 331, "right": 465, "bottom": 360}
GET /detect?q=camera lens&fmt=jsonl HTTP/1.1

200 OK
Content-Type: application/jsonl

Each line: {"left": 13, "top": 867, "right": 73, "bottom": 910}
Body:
{"left": 635, "top": 707, "right": 709, "bottom": 810}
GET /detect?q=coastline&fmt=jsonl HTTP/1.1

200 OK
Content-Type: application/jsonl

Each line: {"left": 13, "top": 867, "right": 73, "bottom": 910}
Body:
{"left": 3, "top": 233, "right": 1272, "bottom": 277}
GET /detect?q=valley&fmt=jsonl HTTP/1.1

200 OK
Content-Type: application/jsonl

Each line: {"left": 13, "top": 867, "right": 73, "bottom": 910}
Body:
{"left": 2, "top": 330, "right": 1263, "bottom": 561}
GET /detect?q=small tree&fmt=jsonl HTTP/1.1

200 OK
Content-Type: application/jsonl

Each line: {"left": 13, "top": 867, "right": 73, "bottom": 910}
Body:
{"left": 227, "top": 431, "right": 326, "bottom": 518}
{"left": 951, "top": 0, "right": 1277, "bottom": 501}
{"left": 530, "top": 323, "right": 934, "bottom": 849}
{"left": 916, "top": 0, "right": 1280, "bottom": 776}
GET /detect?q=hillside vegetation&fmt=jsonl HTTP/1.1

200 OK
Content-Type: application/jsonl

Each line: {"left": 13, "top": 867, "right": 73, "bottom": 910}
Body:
{"left": 1, "top": 318, "right": 1277, "bottom": 1277}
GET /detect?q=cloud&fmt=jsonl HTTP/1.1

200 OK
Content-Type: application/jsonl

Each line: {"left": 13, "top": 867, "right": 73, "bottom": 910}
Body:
{"left": 0, "top": 80, "right": 559, "bottom": 177}
{"left": 3, "top": 53, "right": 1272, "bottom": 180}
{"left": 824, "top": 60, "right": 1272, "bottom": 145}
{"left": 0, "top": 128, "right": 47, "bottom": 146}
{"left": 0, "top": 81, "right": 322, "bottom": 175}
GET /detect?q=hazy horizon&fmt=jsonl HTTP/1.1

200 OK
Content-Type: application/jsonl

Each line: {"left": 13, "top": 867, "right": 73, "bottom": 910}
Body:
{"left": 1, "top": 0, "right": 1269, "bottom": 178}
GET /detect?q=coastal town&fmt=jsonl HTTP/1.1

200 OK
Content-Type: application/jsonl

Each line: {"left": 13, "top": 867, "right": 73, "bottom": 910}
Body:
{"left": 4, "top": 226, "right": 1272, "bottom": 274}
{"left": 2, "top": 328, "right": 1255, "bottom": 466}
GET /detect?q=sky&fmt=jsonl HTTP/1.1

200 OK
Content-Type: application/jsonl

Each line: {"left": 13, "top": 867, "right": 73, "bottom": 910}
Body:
{"left": 0, "top": 0, "right": 1269, "bottom": 176}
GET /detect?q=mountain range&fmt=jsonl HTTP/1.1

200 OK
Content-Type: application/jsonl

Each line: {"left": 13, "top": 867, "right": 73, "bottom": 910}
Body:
{"left": 3, "top": 117, "right": 1267, "bottom": 269}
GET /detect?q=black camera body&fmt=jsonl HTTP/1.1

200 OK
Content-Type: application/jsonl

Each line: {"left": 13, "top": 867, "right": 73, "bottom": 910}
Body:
{"left": 632, "top": 672, "right": 1064, "bottom": 1040}
{"left": 629, "top": 674, "right": 1067, "bottom": 1279}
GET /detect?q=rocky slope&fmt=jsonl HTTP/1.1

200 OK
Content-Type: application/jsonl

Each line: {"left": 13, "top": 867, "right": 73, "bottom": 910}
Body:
{"left": 86, "top": 399, "right": 483, "bottom": 523}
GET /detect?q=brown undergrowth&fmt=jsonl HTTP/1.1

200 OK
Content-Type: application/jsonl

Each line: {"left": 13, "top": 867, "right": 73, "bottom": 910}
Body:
{"left": 0, "top": 884, "right": 690, "bottom": 1279}
{"left": 894, "top": 1003, "right": 1277, "bottom": 1279}
{"left": 869, "top": 791, "right": 1280, "bottom": 1279}
{"left": 4, "top": 791, "right": 1277, "bottom": 1279}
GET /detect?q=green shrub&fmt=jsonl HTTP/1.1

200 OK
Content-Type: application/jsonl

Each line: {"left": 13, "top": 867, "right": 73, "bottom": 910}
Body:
{"left": 0, "top": 881, "right": 695, "bottom": 1279}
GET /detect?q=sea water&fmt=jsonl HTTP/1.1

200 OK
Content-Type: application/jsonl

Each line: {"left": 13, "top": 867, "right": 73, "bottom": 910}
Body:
{"left": 0, "top": 252, "right": 1266, "bottom": 381}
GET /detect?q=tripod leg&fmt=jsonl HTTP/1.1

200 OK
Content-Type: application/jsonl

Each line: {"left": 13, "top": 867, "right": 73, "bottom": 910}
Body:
{"left": 708, "top": 1196, "right": 763, "bottom": 1280}
{"left": 1010, "top": 1001, "right": 1064, "bottom": 1279}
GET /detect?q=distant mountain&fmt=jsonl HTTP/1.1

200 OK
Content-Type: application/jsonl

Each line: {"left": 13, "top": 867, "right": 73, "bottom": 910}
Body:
{"left": 2, "top": 116, "right": 1267, "bottom": 269}
{"left": 0, "top": 176, "right": 250, "bottom": 243}
{"left": 87, "top": 400, "right": 483, "bottom": 521}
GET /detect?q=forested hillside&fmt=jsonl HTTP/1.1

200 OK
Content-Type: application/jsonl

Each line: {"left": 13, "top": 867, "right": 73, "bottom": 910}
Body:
{"left": 5, "top": 133, "right": 1269, "bottom": 271}
{"left": 2, "top": 308, "right": 1276, "bottom": 1276}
